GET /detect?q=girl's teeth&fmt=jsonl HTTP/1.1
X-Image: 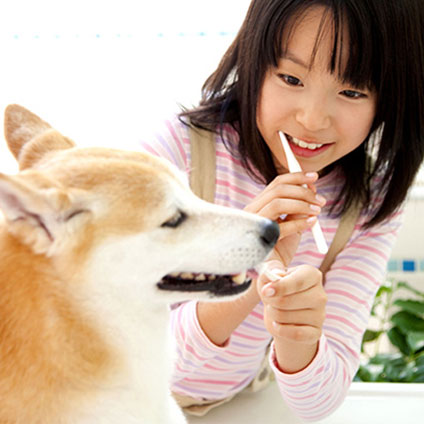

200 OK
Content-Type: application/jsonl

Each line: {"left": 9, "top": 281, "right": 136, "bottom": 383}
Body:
{"left": 291, "top": 136, "right": 323, "bottom": 150}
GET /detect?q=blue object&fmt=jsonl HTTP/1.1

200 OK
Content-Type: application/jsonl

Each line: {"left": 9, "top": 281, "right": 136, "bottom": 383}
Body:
{"left": 402, "top": 260, "right": 416, "bottom": 272}
{"left": 387, "top": 259, "right": 399, "bottom": 272}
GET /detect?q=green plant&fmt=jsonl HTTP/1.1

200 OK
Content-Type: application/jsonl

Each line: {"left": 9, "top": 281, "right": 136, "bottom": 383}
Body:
{"left": 354, "top": 279, "right": 424, "bottom": 382}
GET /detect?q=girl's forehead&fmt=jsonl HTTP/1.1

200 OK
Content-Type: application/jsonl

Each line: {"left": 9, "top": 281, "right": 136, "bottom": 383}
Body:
{"left": 279, "top": 6, "right": 350, "bottom": 76}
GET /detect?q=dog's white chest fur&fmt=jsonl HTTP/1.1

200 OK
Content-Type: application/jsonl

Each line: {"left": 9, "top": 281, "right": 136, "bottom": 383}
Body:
{"left": 68, "top": 279, "right": 186, "bottom": 424}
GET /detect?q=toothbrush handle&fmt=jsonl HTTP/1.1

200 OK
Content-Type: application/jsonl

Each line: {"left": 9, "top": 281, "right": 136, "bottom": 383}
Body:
{"left": 311, "top": 220, "right": 328, "bottom": 254}
{"left": 300, "top": 183, "right": 328, "bottom": 254}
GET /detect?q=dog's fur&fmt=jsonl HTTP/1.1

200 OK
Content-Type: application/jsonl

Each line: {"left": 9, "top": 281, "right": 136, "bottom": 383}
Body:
{"left": 0, "top": 105, "right": 278, "bottom": 424}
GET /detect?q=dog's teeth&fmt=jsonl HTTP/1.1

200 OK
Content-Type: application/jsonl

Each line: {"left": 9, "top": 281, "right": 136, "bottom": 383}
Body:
{"left": 232, "top": 272, "right": 247, "bottom": 285}
{"left": 170, "top": 272, "right": 180, "bottom": 277}
{"left": 180, "top": 272, "right": 194, "bottom": 279}
{"left": 195, "top": 273, "right": 206, "bottom": 281}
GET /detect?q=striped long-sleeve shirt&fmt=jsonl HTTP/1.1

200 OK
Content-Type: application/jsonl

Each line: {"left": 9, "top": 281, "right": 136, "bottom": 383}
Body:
{"left": 140, "top": 116, "right": 403, "bottom": 422}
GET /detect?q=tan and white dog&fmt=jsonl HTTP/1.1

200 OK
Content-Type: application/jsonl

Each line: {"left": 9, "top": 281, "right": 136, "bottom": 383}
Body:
{"left": 0, "top": 105, "right": 279, "bottom": 424}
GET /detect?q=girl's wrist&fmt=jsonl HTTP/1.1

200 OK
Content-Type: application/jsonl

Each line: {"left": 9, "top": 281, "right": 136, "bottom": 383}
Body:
{"left": 245, "top": 277, "right": 261, "bottom": 305}
{"left": 197, "top": 278, "right": 261, "bottom": 347}
{"left": 273, "top": 338, "right": 319, "bottom": 374}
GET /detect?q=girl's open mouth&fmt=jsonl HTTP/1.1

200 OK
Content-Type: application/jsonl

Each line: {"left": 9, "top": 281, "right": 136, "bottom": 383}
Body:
{"left": 285, "top": 134, "right": 332, "bottom": 158}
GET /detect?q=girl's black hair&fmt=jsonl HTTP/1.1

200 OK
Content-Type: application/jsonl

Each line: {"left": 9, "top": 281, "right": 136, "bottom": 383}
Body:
{"left": 179, "top": 0, "right": 424, "bottom": 227}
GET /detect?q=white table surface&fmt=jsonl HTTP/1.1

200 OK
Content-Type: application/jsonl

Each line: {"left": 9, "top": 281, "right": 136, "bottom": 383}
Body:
{"left": 187, "top": 382, "right": 424, "bottom": 424}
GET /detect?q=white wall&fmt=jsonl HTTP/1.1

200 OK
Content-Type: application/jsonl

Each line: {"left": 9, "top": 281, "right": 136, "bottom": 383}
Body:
{"left": 389, "top": 197, "right": 424, "bottom": 288}
{"left": 0, "top": 0, "right": 250, "bottom": 170}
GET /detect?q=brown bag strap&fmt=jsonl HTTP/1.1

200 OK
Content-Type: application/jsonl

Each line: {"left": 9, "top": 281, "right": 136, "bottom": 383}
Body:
{"left": 181, "top": 127, "right": 362, "bottom": 416}
{"left": 188, "top": 126, "right": 216, "bottom": 203}
{"left": 188, "top": 124, "right": 361, "bottom": 273}
{"left": 319, "top": 205, "right": 361, "bottom": 275}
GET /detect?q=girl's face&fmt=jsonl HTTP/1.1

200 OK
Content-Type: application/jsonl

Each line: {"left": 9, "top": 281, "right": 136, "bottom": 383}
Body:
{"left": 256, "top": 6, "right": 377, "bottom": 174}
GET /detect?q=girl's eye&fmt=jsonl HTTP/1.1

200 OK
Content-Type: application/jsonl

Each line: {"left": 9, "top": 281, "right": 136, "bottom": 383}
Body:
{"left": 278, "top": 74, "right": 303, "bottom": 87}
{"left": 341, "top": 89, "right": 367, "bottom": 99}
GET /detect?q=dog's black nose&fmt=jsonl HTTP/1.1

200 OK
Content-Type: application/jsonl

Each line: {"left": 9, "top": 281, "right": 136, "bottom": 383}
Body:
{"left": 259, "top": 220, "right": 280, "bottom": 248}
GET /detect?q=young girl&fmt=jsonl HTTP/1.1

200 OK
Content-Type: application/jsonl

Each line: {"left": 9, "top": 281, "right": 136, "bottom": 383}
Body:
{"left": 141, "top": 0, "right": 424, "bottom": 421}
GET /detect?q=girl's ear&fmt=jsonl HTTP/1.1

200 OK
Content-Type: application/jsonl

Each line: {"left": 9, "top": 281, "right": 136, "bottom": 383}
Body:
{"left": 0, "top": 172, "right": 90, "bottom": 255}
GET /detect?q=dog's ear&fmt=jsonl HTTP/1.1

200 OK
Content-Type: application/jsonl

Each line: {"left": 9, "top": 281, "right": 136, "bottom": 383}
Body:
{"left": 4, "top": 104, "right": 76, "bottom": 170}
{"left": 0, "top": 172, "right": 90, "bottom": 255}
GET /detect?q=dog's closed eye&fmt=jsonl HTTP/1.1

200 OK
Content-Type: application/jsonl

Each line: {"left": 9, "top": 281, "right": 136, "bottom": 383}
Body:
{"left": 161, "top": 210, "right": 187, "bottom": 228}
{"left": 64, "top": 209, "right": 89, "bottom": 222}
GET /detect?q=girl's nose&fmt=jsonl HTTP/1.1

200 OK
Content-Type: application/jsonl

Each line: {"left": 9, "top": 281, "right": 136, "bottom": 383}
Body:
{"left": 295, "top": 101, "right": 331, "bottom": 132}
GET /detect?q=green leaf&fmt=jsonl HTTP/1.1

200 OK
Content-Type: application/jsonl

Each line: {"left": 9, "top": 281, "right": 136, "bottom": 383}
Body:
{"left": 394, "top": 299, "right": 424, "bottom": 317}
{"left": 383, "top": 358, "right": 414, "bottom": 382}
{"left": 362, "top": 329, "right": 383, "bottom": 344}
{"left": 406, "top": 331, "right": 424, "bottom": 353}
{"left": 359, "top": 279, "right": 424, "bottom": 383}
{"left": 355, "top": 366, "right": 375, "bottom": 382}
{"left": 369, "top": 353, "right": 403, "bottom": 365}
{"left": 396, "top": 281, "right": 424, "bottom": 299}
{"left": 375, "top": 284, "right": 393, "bottom": 298}
{"left": 387, "top": 327, "right": 412, "bottom": 356}
{"left": 355, "top": 363, "right": 384, "bottom": 382}
{"left": 415, "top": 352, "right": 424, "bottom": 366}
{"left": 410, "top": 373, "right": 424, "bottom": 382}
{"left": 409, "top": 362, "right": 424, "bottom": 382}
{"left": 391, "top": 310, "right": 424, "bottom": 333}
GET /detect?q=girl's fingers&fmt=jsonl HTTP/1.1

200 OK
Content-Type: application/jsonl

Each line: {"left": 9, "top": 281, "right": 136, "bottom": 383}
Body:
{"left": 265, "top": 183, "right": 324, "bottom": 206}
{"left": 277, "top": 216, "right": 317, "bottom": 239}
{"left": 267, "top": 172, "right": 319, "bottom": 189}
{"left": 244, "top": 173, "right": 326, "bottom": 218}
{"left": 270, "top": 323, "right": 322, "bottom": 344}
{"left": 264, "top": 287, "right": 327, "bottom": 311}
{"left": 265, "top": 305, "right": 326, "bottom": 327}
{"left": 246, "top": 193, "right": 321, "bottom": 218}
{"left": 259, "top": 198, "right": 322, "bottom": 221}
{"left": 261, "top": 265, "right": 322, "bottom": 297}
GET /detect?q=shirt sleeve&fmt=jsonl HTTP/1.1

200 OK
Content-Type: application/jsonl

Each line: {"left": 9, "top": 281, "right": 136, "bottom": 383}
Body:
{"left": 170, "top": 299, "right": 273, "bottom": 400}
{"left": 269, "top": 206, "right": 404, "bottom": 422}
{"left": 139, "top": 116, "right": 191, "bottom": 175}
{"left": 169, "top": 207, "right": 403, "bottom": 420}
{"left": 140, "top": 118, "right": 404, "bottom": 420}
{"left": 140, "top": 117, "right": 273, "bottom": 399}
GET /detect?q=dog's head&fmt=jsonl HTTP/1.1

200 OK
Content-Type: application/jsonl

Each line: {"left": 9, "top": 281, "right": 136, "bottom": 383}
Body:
{"left": 0, "top": 105, "right": 279, "bottom": 303}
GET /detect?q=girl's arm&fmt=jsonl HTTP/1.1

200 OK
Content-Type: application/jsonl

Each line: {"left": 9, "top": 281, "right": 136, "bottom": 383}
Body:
{"left": 141, "top": 118, "right": 403, "bottom": 420}
{"left": 141, "top": 119, "right": 276, "bottom": 398}
{"left": 196, "top": 281, "right": 261, "bottom": 346}
{"left": 169, "top": 297, "right": 273, "bottom": 399}
{"left": 266, "top": 209, "right": 404, "bottom": 422}
{"left": 170, "top": 208, "right": 402, "bottom": 419}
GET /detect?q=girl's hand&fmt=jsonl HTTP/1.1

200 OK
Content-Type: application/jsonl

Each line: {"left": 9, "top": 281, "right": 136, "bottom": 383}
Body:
{"left": 244, "top": 172, "right": 326, "bottom": 266}
{"left": 257, "top": 260, "right": 327, "bottom": 373}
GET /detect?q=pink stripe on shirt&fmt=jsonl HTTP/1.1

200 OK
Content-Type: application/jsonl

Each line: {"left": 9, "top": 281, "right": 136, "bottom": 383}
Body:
{"left": 139, "top": 116, "right": 404, "bottom": 422}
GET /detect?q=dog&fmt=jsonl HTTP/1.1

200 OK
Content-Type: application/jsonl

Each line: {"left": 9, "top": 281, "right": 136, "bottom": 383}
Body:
{"left": 0, "top": 105, "right": 279, "bottom": 424}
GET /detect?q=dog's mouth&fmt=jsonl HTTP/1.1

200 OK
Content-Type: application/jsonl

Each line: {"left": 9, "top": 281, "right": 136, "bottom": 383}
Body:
{"left": 157, "top": 271, "right": 252, "bottom": 296}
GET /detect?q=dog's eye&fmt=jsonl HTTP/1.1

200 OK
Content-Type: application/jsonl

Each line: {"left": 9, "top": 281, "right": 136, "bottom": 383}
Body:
{"left": 65, "top": 209, "right": 88, "bottom": 222}
{"left": 161, "top": 211, "right": 187, "bottom": 228}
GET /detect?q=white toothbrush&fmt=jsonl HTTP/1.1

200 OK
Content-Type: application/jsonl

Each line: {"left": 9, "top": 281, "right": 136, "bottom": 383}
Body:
{"left": 256, "top": 263, "right": 285, "bottom": 281}
{"left": 278, "top": 131, "right": 328, "bottom": 254}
